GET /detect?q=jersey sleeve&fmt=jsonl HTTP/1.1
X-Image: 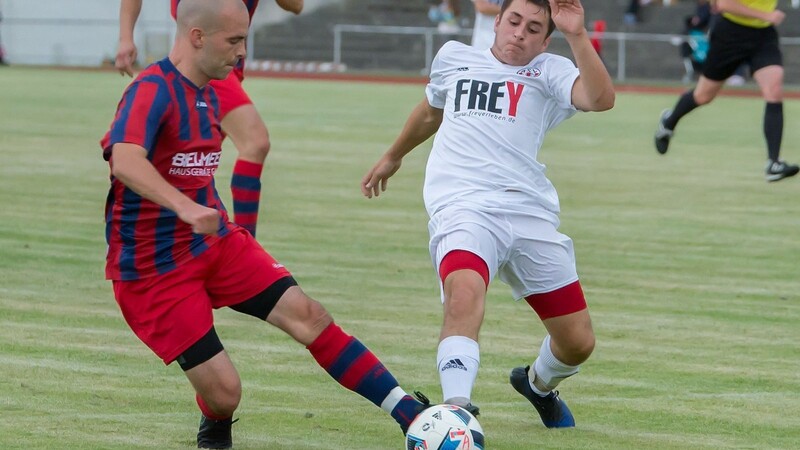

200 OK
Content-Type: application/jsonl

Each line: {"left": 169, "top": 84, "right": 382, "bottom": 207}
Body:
{"left": 103, "top": 77, "right": 172, "bottom": 159}
{"left": 545, "top": 55, "right": 580, "bottom": 111}
{"left": 425, "top": 42, "right": 455, "bottom": 109}
{"left": 540, "top": 55, "right": 580, "bottom": 131}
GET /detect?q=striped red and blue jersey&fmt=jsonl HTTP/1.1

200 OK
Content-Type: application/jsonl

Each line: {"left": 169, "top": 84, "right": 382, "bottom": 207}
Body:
{"left": 100, "top": 57, "right": 237, "bottom": 281}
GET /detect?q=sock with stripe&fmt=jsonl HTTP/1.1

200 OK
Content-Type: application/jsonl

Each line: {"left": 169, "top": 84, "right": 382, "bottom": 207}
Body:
{"left": 230, "top": 159, "right": 263, "bottom": 237}
{"left": 437, "top": 335, "right": 480, "bottom": 405}
{"left": 307, "top": 322, "right": 422, "bottom": 430}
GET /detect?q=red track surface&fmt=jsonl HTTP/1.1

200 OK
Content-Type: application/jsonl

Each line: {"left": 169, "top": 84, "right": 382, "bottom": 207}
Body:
{"left": 57, "top": 65, "right": 800, "bottom": 99}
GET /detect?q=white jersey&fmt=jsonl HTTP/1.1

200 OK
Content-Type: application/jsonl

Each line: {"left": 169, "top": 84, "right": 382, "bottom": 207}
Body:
{"left": 423, "top": 40, "right": 580, "bottom": 221}
{"left": 471, "top": 0, "right": 502, "bottom": 49}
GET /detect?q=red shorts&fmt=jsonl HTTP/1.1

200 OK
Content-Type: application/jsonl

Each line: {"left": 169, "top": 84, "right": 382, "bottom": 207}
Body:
{"left": 209, "top": 67, "right": 251, "bottom": 120}
{"left": 112, "top": 228, "right": 291, "bottom": 365}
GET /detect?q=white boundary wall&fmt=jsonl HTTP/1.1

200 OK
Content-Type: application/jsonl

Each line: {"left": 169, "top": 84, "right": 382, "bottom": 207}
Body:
{"left": 0, "top": 0, "right": 338, "bottom": 66}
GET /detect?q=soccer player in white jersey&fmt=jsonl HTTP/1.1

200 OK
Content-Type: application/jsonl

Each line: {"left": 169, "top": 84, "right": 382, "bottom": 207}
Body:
{"left": 361, "top": 0, "right": 614, "bottom": 428}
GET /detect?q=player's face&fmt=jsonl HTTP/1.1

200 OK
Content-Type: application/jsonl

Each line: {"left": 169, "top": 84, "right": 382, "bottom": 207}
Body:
{"left": 491, "top": 0, "right": 551, "bottom": 66}
{"left": 198, "top": 9, "right": 249, "bottom": 80}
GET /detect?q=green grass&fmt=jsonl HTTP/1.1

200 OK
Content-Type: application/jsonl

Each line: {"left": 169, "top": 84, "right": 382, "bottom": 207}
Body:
{"left": 1, "top": 66, "right": 799, "bottom": 449}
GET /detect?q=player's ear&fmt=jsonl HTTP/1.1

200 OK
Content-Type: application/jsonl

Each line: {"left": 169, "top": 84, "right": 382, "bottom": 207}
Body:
{"left": 189, "top": 27, "right": 205, "bottom": 48}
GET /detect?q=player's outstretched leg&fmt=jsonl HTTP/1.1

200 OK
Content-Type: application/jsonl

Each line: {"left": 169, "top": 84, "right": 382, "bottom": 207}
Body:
{"left": 306, "top": 322, "right": 429, "bottom": 433}
{"left": 510, "top": 365, "right": 575, "bottom": 428}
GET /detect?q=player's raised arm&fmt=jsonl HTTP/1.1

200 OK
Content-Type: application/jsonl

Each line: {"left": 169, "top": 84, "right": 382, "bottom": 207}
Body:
{"left": 474, "top": 0, "right": 502, "bottom": 15}
{"left": 111, "top": 143, "right": 220, "bottom": 235}
{"left": 550, "top": 0, "right": 615, "bottom": 112}
{"left": 116, "top": 0, "right": 143, "bottom": 77}
{"left": 361, "top": 99, "right": 443, "bottom": 198}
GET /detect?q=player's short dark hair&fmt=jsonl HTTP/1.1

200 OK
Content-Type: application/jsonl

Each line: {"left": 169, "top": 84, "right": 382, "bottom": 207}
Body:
{"left": 499, "top": 0, "right": 556, "bottom": 38}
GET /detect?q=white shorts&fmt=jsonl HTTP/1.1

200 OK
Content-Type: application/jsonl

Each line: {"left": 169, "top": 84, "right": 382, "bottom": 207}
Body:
{"left": 428, "top": 204, "right": 578, "bottom": 301}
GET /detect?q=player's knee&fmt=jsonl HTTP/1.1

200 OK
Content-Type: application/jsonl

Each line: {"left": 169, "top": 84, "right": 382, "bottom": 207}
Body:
{"left": 762, "top": 87, "right": 783, "bottom": 103}
{"left": 573, "top": 333, "right": 595, "bottom": 363}
{"left": 443, "top": 287, "right": 485, "bottom": 322}
{"left": 207, "top": 379, "right": 242, "bottom": 416}
{"left": 558, "top": 333, "right": 595, "bottom": 365}
{"left": 693, "top": 91, "right": 715, "bottom": 106}
{"left": 275, "top": 289, "right": 333, "bottom": 343}
{"left": 303, "top": 298, "right": 333, "bottom": 333}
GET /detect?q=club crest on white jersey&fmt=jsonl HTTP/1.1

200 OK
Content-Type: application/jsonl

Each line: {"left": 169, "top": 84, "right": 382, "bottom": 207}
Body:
{"left": 516, "top": 66, "right": 542, "bottom": 77}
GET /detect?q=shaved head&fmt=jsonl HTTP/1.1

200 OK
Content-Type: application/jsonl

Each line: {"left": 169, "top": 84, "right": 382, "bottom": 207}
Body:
{"left": 176, "top": 0, "right": 249, "bottom": 33}
{"left": 169, "top": 0, "right": 250, "bottom": 86}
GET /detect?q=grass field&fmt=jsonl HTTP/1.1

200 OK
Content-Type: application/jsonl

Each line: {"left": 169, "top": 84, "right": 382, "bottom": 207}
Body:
{"left": 1, "top": 66, "right": 799, "bottom": 449}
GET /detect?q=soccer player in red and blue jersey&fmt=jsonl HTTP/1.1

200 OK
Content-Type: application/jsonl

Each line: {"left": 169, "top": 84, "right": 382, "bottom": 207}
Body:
{"left": 116, "top": 0, "right": 304, "bottom": 238}
{"left": 102, "top": 1, "right": 426, "bottom": 448}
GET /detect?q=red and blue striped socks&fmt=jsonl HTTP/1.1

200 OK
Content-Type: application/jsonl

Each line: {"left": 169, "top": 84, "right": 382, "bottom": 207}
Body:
{"left": 230, "top": 159, "right": 262, "bottom": 237}
{"left": 307, "top": 322, "right": 421, "bottom": 430}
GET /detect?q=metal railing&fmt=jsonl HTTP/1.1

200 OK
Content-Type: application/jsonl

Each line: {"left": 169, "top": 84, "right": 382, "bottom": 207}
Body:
{"left": 332, "top": 24, "right": 800, "bottom": 82}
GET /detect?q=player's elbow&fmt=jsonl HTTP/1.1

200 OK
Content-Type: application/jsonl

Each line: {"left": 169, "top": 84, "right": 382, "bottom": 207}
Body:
{"left": 475, "top": 3, "right": 500, "bottom": 15}
{"left": 715, "top": 0, "right": 735, "bottom": 14}
{"left": 110, "top": 162, "right": 133, "bottom": 185}
{"left": 586, "top": 89, "right": 615, "bottom": 112}
{"left": 276, "top": 0, "right": 303, "bottom": 14}
{"left": 110, "top": 144, "right": 148, "bottom": 181}
{"left": 424, "top": 106, "right": 444, "bottom": 127}
{"left": 595, "top": 90, "right": 615, "bottom": 111}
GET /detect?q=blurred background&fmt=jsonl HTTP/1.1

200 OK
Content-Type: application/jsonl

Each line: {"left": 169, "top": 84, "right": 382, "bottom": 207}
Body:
{"left": 1, "top": 0, "right": 799, "bottom": 83}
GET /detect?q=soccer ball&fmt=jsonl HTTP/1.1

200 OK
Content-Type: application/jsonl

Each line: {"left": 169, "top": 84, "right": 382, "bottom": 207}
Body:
{"left": 405, "top": 404, "right": 485, "bottom": 450}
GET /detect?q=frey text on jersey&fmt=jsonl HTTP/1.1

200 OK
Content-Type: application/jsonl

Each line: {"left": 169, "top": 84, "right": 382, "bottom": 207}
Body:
{"left": 454, "top": 79, "right": 525, "bottom": 119}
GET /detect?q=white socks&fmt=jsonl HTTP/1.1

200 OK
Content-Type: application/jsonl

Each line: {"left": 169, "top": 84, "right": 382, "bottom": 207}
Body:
{"left": 437, "top": 336, "right": 480, "bottom": 405}
{"left": 530, "top": 335, "right": 580, "bottom": 396}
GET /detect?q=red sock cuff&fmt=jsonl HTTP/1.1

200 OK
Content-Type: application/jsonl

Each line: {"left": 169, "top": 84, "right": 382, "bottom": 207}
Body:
{"left": 196, "top": 393, "right": 230, "bottom": 420}
{"left": 306, "top": 322, "right": 351, "bottom": 369}
{"left": 233, "top": 159, "right": 263, "bottom": 178}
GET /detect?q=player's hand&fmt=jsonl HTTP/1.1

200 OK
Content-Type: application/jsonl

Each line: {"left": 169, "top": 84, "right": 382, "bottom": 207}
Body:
{"left": 275, "top": 0, "right": 303, "bottom": 14}
{"left": 115, "top": 39, "right": 138, "bottom": 77}
{"left": 178, "top": 203, "right": 221, "bottom": 235}
{"left": 549, "top": 0, "right": 586, "bottom": 37}
{"left": 766, "top": 10, "right": 785, "bottom": 26}
{"left": 361, "top": 155, "right": 402, "bottom": 199}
